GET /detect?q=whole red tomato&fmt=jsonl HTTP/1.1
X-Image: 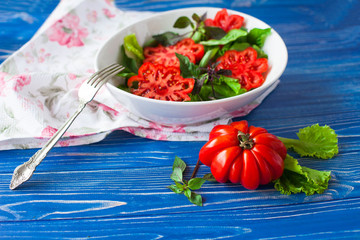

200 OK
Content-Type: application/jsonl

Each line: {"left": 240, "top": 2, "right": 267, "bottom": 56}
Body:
{"left": 199, "top": 120, "right": 287, "bottom": 190}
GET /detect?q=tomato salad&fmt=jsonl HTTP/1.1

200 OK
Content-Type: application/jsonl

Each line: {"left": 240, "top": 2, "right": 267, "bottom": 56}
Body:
{"left": 117, "top": 8, "right": 272, "bottom": 102}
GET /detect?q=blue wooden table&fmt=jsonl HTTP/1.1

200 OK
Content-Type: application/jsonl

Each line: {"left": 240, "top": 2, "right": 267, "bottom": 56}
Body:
{"left": 1, "top": 0, "right": 359, "bottom": 239}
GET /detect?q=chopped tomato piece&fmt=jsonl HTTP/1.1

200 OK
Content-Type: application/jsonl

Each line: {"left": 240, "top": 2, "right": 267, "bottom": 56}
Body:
{"left": 216, "top": 48, "right": 268, "bottom": 90}
{"left": 143, "top": 38, "right": 204, "bottom": 68}
{"left": 204, "top": 8, "right": 244, "bottom": 32}
{"left": 127, "top": 62, "right": 195, "bottom": 101}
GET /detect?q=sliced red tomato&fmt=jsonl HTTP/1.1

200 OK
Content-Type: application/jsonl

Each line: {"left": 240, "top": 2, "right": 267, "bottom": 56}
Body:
{"left": 204, "top": 8, "right": 244, "bottom": 32}
{"left": 217, "top": 48, "right": 258, "bottom": 69}
{"left": 232, "top": 69, "right": 265, "bottom": 91}
{"left": 216, "top": 48, "right": 268, "bottom": 90}
{"left": 127, "top": 62, "right": 195, "bottom": 101}
{"left": 143, "top": 38, "right": 204, "bottom": 68}
{"left": 248, "top": 58, "right": 268, "bottom": 73}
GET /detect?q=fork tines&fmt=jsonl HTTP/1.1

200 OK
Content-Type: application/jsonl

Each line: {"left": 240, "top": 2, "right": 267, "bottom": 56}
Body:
{"left": 87, "top": 63, "right": 124, "bottom": 87}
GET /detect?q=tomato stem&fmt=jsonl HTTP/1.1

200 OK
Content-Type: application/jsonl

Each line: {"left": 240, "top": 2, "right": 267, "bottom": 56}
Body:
{"left": 238, "top": 131, "right": 254, "bottom": 149}
{"left": 191, "top": 158, "right": 201, "bottom": 179}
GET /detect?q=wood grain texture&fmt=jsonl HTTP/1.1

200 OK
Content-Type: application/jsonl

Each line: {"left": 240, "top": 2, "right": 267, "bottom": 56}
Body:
{"left": 0, "top": 0, "right": 360, "bottom": 238}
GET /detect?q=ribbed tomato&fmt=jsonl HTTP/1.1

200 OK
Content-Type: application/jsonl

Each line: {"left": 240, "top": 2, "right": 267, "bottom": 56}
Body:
{"left": 143, "top": 38, "right": 204, "bottom": 68}
{"left": 127, "top": 62, "right": 195, "bottom": 101}
{"left": 199, "top": 120, "right": 287, "bottom": 190}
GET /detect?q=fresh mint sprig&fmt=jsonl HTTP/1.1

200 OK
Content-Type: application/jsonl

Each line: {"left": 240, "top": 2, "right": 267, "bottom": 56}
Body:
{"left": 173, "top": 13, "right": 208, "bottom": 42}
{"left": 167, "top": 156, "right": 212, "bottom": 206}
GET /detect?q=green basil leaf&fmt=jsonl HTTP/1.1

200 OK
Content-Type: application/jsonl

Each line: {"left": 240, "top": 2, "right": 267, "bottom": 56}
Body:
{"left": 218, "top": 43, "right": 233, "bottom": 56}
{"left": 192, "top": 13, "right": 201, "bottom": 23}
{"left": 117, "top": 72, "right": 136, "bottom": 78}
{"left": 213, "top": 84, "right": 237, "bottom": 98}
{"left": 167, "top": 185, "right": 183, "bottom": 194}
{"left": 200, "top": 12, "right": 207, "bottom": 22}
{"left": 152, "top": 31, "right": 182, "bottom": 46}
{"left": 216, "top": 69, "right": 232, "bottom": 76}
{"left": 175, "top": 53, "right": 200, "bottom": 78}
{"left": 123, "top": 33, "right": 144, "bottom": 61}
{"left": 247, "top": 28, "right": 271, "bottom": 48}
{"left": 199, "top": 47, "right": 219, "bottom": 68}
{"left": 198, "top": 85, "right": 214, "bottom": 101}
{"left": 219, "top": 75, "right": 246, "bottom": 95}
{"left": 117, "top": 84, "right": 131, "bottom": 93}
{"left": 251, "top": 44, "right": 268, "bottom": 58}
{"left": 203, "top": 173, "right": 217, "bottom": 182}
{"left": 184, "top": 188, "right": 192, "bottom": 199}
{"left": 175, "top": 182, "right": 184, "bottom": 189}
{"left": 222, "top": 77, "right": 241, "bottom": 94}
{"left": 192, "top": 74, "right": 208, "bottom": 96}
{"left": 204, "top": 26, "right": 227, "bottom": 40}
{"left": 229, "top": 42, "right": 251, "bottom": 52}
{"left": 218, "top": 40, "right": 250, "bottom": 56}
{"left": 143, "top": 38, "right": 158, "bottom": 48}
{"left": 188, "top": 192, "right": 203, "bottom": 206}
{"left": 189, "top": 94, "right": 203, "bottom": 101}
{"left": 188, "top": 178, "right": 206, "bottom": 190}
{"left": 172, "top": 156, "right": 187, "bottom": 172}
{"left": 170, "top": 167, "right": 183, "bottom": 183}
{"left": 211, "top": 76, "right": 240, "bottom": 97}
{"left": 174, "top": 16, "right": 194, "bottom": 29}
{"left": 200, "top": 29, "right": 248, "bottom": 46}
{"left": 191, "top": 31, "right": 203, "bottom": 43}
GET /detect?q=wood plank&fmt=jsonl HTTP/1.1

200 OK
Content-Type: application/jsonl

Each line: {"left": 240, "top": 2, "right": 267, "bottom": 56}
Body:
{"left": 0, "top": 197, "right": 359, "bottom": 239}
{"left": 0, "top": 152, "right": 356, "bottom": 221}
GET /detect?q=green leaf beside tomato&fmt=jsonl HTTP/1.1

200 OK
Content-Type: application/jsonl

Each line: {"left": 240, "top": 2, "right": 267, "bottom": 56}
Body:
{"left": 278, "top": 124, "right": 339, "bottom": 159}
{"left": 273, "top": 154, "right": 331, "bottom": 195}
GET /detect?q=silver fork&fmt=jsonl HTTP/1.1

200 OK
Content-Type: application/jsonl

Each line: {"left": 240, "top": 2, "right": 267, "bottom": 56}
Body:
{"left": 9, "top": 63, "right": 124, "bottom": 190}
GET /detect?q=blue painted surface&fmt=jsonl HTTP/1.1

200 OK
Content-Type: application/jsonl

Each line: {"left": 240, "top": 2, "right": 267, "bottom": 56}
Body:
{"left": 0, "top": 0, "right": 360, "bottom": 239}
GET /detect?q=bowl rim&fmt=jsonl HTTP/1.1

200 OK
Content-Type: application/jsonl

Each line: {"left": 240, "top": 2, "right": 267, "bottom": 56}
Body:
{"left": 95, "top": 7, "right": 288, "bottom": 107}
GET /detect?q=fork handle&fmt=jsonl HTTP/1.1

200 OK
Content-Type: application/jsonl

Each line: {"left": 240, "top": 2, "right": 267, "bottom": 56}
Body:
{"left": 31, "top": 102, "right": 87, "bottom": 166}
{"left": 40, "top": 103, "right": 86, "bottom": 158}
{"left": 9, "top": 102, "right": 87, "bottom": 190}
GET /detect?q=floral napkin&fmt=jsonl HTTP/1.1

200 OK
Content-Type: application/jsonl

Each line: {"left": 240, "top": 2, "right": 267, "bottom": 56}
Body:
{"left": 0, "top": 0, "right": 278, "bottom": 150}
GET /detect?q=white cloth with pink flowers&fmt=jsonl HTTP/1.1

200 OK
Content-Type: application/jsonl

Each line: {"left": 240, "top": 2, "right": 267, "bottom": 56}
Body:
{"left": 0, "top": 0, "right": 278, "bottom": 150}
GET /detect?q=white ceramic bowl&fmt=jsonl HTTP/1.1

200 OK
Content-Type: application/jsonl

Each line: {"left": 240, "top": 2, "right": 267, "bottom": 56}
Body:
{"left": 95, "top": 7, "right": 288, "bottom": 125}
